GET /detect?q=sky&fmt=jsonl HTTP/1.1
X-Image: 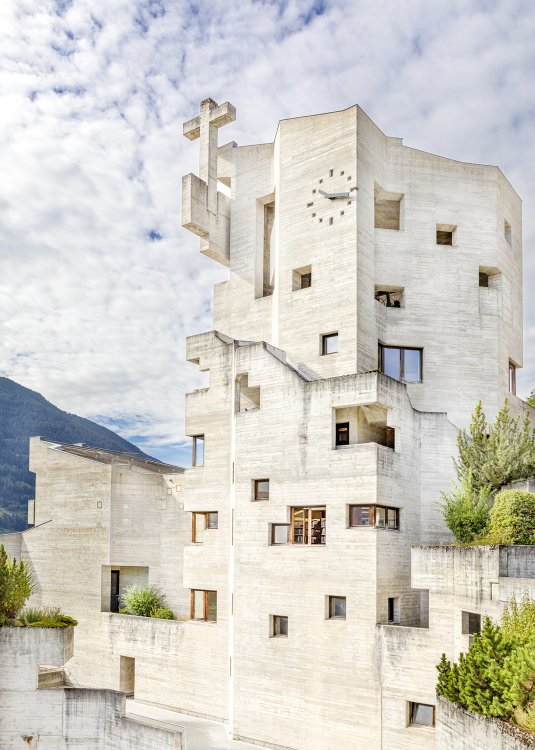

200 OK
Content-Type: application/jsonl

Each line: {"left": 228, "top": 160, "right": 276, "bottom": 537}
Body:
{"left": 0, "top": 0, "right": 534, "bottom": 466}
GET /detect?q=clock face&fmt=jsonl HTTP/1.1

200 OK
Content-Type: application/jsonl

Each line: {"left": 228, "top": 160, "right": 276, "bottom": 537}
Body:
{"left": 306, "top": 169, "right": 356, "bottom": 225}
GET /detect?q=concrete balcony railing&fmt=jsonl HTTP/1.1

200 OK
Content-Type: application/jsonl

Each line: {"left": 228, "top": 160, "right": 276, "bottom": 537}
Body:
{"left": 104, "top": 613, "right": 184, "bottom": 656}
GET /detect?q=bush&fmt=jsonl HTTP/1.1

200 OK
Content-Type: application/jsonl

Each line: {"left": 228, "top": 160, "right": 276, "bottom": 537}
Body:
{"left": 151, "top": 607, "right": 176, "bottom": 620}
{"left": 122, "top": 585, "right": 165, "bottom": 617}
{"left": 19, "top": 606, "right": 77, "bottom": 628}
{"left": 0, "top": 544, "right": 34, "bottom": 624}
{"left": 485, "top": 490, "right": 535, "bottom": 545}
{"left": 440, "top": 473, "right": 492, "bottom": 543}
{"left": 502, "top": 595, "right": 535, "bottom": 644}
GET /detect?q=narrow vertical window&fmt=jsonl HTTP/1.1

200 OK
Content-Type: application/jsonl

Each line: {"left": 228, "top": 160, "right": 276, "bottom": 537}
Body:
{"left": 509, "top": 361, "right": 517, "bottom": 395}
{"left": 504, "top": 219, "right": 512, "bottom": 246}
{"left": 263, "top": 202, "right": 275, "bottom": 297}
{"left": 192, "top": 435, "right": 204, "bottom": 467}
{"left": 271, "top": 615, "right": 288, "bottom": 637}
{"left": 335, "top": 422, "right": 349, "bottom": 446}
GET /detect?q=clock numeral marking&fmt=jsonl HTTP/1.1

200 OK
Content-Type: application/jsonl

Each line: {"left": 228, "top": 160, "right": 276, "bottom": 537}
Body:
{"left": 307, "top": 202, "right": 313, "bottom": 208}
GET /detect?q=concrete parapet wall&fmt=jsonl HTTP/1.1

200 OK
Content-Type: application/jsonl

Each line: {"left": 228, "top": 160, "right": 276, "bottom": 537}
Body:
{"left": 437, "top": 697, "right": 535, "bottom": 750}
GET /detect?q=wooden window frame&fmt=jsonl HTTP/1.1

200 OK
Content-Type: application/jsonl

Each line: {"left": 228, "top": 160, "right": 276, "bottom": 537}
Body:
{"left": 379, "top": 344, "right": 423, "bottom": 383}
{"left": 321, "top": 332, "right": 338, "bottom": 356}
{"left": 328, "top": 596, "right": 346, "bottom": 620}
{"left": 190, "top": 589, "right": 217, "bottom": 622}
{"left": 192, "top": 512, "right": 218, "bottom": 543}
{"left": 192, "top": 435, "right": 205, "bottom": 467}
{"left": 349, "top": 505, "right": 399, "bottom": 530}
{"left": 290, "top": 506, "right": 326, "bottom": 545}
{"left": 254, "top": 479, "right": 270, "bottom": 501}
{"left": 408, "top": 702, "right": 435, "bottom": 728}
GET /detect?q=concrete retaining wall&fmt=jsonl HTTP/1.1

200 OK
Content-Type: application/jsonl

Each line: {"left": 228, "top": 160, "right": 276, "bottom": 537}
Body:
{"left": 437, "top": 697, "right": 535, "bottom": 750}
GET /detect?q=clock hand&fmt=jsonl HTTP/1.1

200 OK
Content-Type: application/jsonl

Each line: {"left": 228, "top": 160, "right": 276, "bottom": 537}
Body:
{"left": 318, "top": 189, "right": 352, "bottom": 200}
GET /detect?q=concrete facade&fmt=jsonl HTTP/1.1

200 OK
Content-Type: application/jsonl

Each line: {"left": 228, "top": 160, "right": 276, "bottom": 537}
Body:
{"left": 1, "top": 101, "right": 533, "bottom": 750}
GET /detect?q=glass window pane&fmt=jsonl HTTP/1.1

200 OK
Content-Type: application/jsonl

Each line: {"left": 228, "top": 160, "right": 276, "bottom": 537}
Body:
{"left": 331, "top": 597, "right": 346, "bottom": 618}
{"left": 194, "top": 436, "right": 204, "bottom": 466}
{"left": 255, "top": 480, "right": 269, "bottom": 500}
{"left": 292, "top": 508, "right": 306, "bottom": 544}
{"left": 207, "top": 591, "right": 217, "bottom": 622}
{"left": 323, "top": 333, "right": 338, "bottom": 355}
{"left": 193, "top": 590, "right": 204, "bottom": 619}
{"left": 310, "top": 509, "right": 325, "bottom": 545}
{"left": 403, "top": 349, "right": 422, "bottom": 383}
{"left": 194, "top": 513, "right": 206, "bottom": 542}
{"left": 382, "top": 347, "right": 401, "bottom": 380}
{"left": 412, "top": 703, "right": 434, "bottom": 726}
{"left": 387, "top": 508, "right": 398, "bottom": 529}
{"left": 272, "top": 525, "right": 289, "bottom": 544}
{"left": 207, "top": 512, "right": 218, "bottom": 529}
{"left": 350, "top": 506, "right": 370, "bottom": 526}
{"left": 375, "top": 507, "right": 385, "bottom": 527}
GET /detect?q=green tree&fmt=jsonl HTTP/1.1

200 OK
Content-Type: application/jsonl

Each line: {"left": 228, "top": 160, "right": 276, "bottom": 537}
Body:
{"left": 0, "top": 544, "right": 33, "bottom": 624}
{"left": 440, "top": 471, "right": 492, "bottom": 543}
{"left": 485, "top": 490, "right": 535, "bottom": 545}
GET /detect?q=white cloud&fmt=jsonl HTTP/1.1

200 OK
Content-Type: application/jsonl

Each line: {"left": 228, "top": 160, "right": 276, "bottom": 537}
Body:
{"left": 0, "top": 0, "right": 534, "bottom": 464}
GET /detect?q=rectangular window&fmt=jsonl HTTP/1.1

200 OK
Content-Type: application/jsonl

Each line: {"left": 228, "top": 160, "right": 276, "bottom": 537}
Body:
{"left": 321, "top": 333, "right": 338, "bottom": 355}
{"left": 110, "top": 570, "right": 120, "bottom": 613}
{"left": 436, "top": 224, "right": 456, "bottom": 246}
{"left": 192, "top": 512, "right": 218, "bottom": 543}
{"left": 263, "top": 201, "right": 275, "bottom": 297}
{"left": 388, "top": 597, "right": 400, "bottom": 623}
{"left": 379, "top": 345, "right": 422, "bottom": 383}
{"left": 254, "top": 479, "right": 270, "bottom": 501}
{"left": 335, "top": 422, "right": 349, "bottom": 446}
{"left": 409, "top": 702, "right": 435, "bottom": 727}
{"left": 292, "top": 265, "right": 312, "bottom": 291}
{"left": 192, "top": 435, "right": 204, "bottom": 467}
{"left": 374, "top": 185, "right": 403, "bottom": 230}
{"left": 328, "top": 596, "right": 346, "bottom": 619}
{"left": 349, "top": 505, "right": 399, "bottom": 530}
{"left": 271, "top": 524, "right": 290, "bottom": 545}
{"left": 191, "top": 589, "right": 217, "bottom": 622}
{"left": 504, "top": 219, "right": 512, "bottom": 246}
{"left": 272, "top": 615, "right": 288, "bottom": 637}
{"left": 509, "top": 361, "right": 517, "bottom": 396}
{"left": 479, "top": 271, "right": 489, "bottom": 287}
{"left": 291, "top": 507, "right": 326, "bottom": 545}
{"left": 462, "top": 611, "right": 481, "bottom": 635}
{"left": 375, "top": 287, "right": 403, "bottom": 308}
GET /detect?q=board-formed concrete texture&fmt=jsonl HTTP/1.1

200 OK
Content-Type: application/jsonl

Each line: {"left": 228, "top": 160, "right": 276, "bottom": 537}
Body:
{"left": 0, "top": 626, "right": 183, "bottom": 750}
{"left": 1, "top": 101, "right": 533, "bottom": 750}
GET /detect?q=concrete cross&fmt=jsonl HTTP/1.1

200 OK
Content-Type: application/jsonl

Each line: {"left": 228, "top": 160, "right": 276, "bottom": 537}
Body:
{"left": 183, "top": 98, "right": 236, "bottom": 215}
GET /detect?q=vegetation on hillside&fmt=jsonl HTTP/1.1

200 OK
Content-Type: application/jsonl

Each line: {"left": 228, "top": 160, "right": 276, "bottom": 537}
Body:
{"left": 440, "top": 400, "right": 535, "bottom": 543}
{"left": 437, "top": 595, "right": 535, "bottom": 733}
{"left": 0, "top": 377, "right": 148, "bottom": 533}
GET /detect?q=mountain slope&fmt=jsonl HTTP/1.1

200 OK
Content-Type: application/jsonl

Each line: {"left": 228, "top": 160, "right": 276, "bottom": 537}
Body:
{"left": 0, "top": 377, "right": 150, "bottom": 533}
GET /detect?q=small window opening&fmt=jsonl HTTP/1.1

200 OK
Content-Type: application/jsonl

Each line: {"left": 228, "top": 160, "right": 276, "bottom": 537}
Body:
{"left": 192, "top": 435, "right": 204, "bottom": 467}
{"left": 461, "top": 611, "right": 481, "bottom": 636}
{"left": 335, "top": 422, "right": 349, "bottom": 446}
{"left": 192, "top": 512, "right": 218, "bottom": 543}
{"left": 291, "top": 507, "right": 326, "bottom": 545}
{"left": 504, "top": 219, "right": 512, "bottom": 246}
{"left": 292, "top": 265, "right": 312, "bottom": 291}
{"left": 479, "top": 271, "right": 489, "bottom": 288}
{"left": 329, "top": 169, "right": 333, "bottom": 177}
{"left": 191, "top": 590, "right": 217, "bottom": 622}
{"left": 271, "top": 524, "right": 290, "bottom": 544}
{"left": 509, "top": 361, "right": 517, "bottom": 396}
{"left": 321, "top": 332, "right": 338, "bottom": 355}
{"left": 110, "top": 570, "right": 120, "bottom": 613}
{"left": 328, "top": 596, "right": 346, "bottom": 619}
{"left": 236, "top": 373, "right": 260, "bottom": 412}
{"left": 271, "top": 615, "right": 288, "bottom": 637}
{"left": 379, "top": 345, "right": 422, "bottom": 383}
{"left": 254, "top": 479, "right": 269, "bottom": 501}
{"left": 375, "top": 286, "right": 403, "bottom": 308}
{"left": 436, "top": 224, "right": 456, "bottom": 246}
{"left": 374, "top": 184, "right": 403, "bottom": 230}
{"left": 408, "top": 702, "right": 435, "bottom": 727}
{"left": 350, "top": 505, "right": 399, "bottom": 529}
{"left": 262, "top": 201, "right": 275, "bottom": 297}
{"left": 387, "top": 597, "right": 400, "bottom": 623}
{"left": 329, "top": 217, "right": 333, "bottom": 225}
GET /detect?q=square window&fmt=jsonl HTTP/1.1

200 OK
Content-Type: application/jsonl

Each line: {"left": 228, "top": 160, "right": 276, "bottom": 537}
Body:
{"left": 436, "top": 224, "right": 456, "bottom": 246}
{"left": 328, "top": 596, "right": 346, "bottom": 619}
{"left": 292, "top": 265, "right": 312, "bottom": 291}
{"left": 462, "top": 611, "right": 481, "bottom": 635}
{"left": 191, "top": 589, "right": 217, "bottom": 621}
{"left": 335, "top": 422, "right": 349, "bottom": 446}
{"left": 271, "top": 524, "right": 290, "bottom": 545}
{"left": 272, "top": 615, "right": 288, "bottom": 637}
{"left": 349, "top": 506, "right": 370, "bottom": 527}
{"left": 192, "top": 512, "right": 218, "bottom": 542}
{"left": 379, "top": 345, "right": 422, "bottom": 384}
{"left": 321, "top": 333, "right": 338, "bottom": 355}
{"left": 192, "top": 435, "right": 204, "bottom": 467}
{"left": 409, "top": 702, "right": 435, "bottom": 727}
{"left": 254, "top": 479, "right": 270, "bottom": 501}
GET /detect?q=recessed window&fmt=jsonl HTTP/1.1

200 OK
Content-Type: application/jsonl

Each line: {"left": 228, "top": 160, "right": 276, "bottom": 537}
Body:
{"left": 254, "top": 479, "right": 270, "bottom": 501}
{"left": 504, "top": 219, "right": 512, "bottom": 246}
{"left": 479, "top": 271, "right": 489, "bottom": 288}
{"left": 349, "top": 505, "right": 399, "bottom": 530}
{"left": 379, "top": 345, "right": 422, "bottom": 383}
{"left": 408, "top": 702, "right": 435, "bottom": 728}
{"left": 328, "top": 596, "right": 346, "bottom": 619}
{"left": 436, "top": 224, "right": 456, "bottom": 246}
{"left": 271, "top": 615, "right": 288, "bottom": 638}
{"left": 236, "top": 373, "right": 260, "bottom": 412}
{"left": 374, "top": 184, "right": 403, "bottom": 230}
{"left": 292, "top": 265, "right": 312, "bottom": 291}
{"left": 321, "top": 333, "right": 338, "bottom": 355}
{"left": 191, "top": 590, "right": 217, "bottom": 622}
{"left": 335, "top": 422, "right": 349, "bottom": 446}
{"left": 192, "top": 512, "right": 218, "bottom": 543}
{"left": 375, "top": 287, "right": 403, "bottom": 308}
{"left": 271, "top": 524, "right": 290, "bottom": 545}
{"left": 192, "top": 435, "right": 204, "bottom": 467}
{"left": 509, "top": 360, "right": 517, "bottom": 395}
{"left": 462, "top": 611, "right": 481, "bottom": 636}
{"left": 291, "top": 507, "right": 326, "bottom": 545}
{"left": 388, "top": 597, "right": 400, "bottom": 623}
